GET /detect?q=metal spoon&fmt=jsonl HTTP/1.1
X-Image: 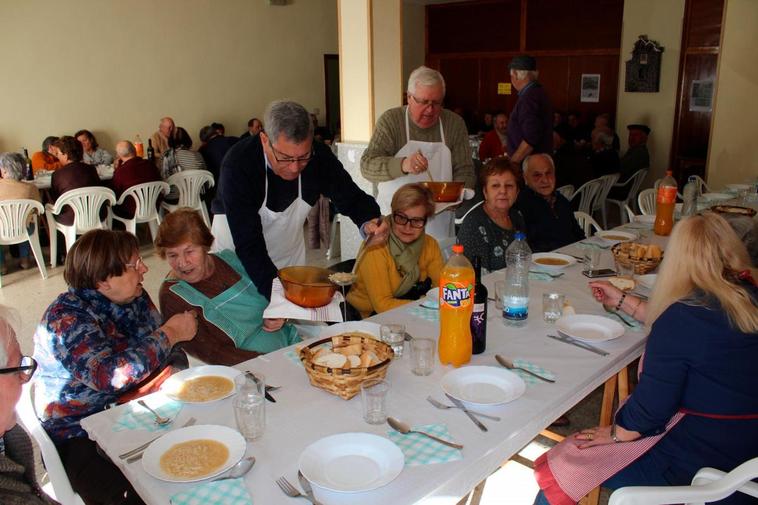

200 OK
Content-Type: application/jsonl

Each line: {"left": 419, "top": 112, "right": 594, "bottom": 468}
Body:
{"left": 387, "top": 417, "right": 463, "bottom": 449}
{"left": 137, "top": 400, "right": 172, "bottom": 426}
{"left": 210, "top": 456, "right": 256, "bottom": 482}
{"left": 495, "top": 355, "right": 555, "bottom": 383}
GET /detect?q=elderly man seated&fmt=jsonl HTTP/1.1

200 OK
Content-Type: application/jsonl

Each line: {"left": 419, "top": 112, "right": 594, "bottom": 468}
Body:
{"left": 588, "top": 128, "right": 620, "bottom": 177}
{"left": 478, "top": 112, "right": 508, "bottom": 161}
{"left": 112, "top": 141, "right": 162, "bottom": 219}
{"left": 515, "top": 153, "right": 585, "bottom": 252}
{"left": 619, "top": 124, "right": 650, "bottom": 181}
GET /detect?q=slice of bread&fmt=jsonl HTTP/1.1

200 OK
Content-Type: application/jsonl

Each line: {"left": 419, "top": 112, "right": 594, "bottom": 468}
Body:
{"left": 314, "top": 352, "right": 347, "bottom": 368}
{"left": 608, "top": 276, "right": 636, "bottom": 292}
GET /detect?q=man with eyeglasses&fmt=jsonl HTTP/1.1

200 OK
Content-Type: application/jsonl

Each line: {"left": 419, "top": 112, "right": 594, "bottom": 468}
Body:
{"left": 212, "top": 100, "right": 388, "bottom": 299}
{"left": 0, "top": 313, "right": 56, "bottom": 505}
{"left": 360, "top": 65, "right": 475, "bottom": 240}
{"left": 507, "top": 55, "right": 554, "bottom": 165}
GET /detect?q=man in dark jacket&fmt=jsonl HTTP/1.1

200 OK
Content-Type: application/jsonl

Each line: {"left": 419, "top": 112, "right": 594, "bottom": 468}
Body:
{"left": 506, "top": 55, "right": 553, "bottom": 165}
{"left": 112, "top": 141, "right": 162, "bottom": 219}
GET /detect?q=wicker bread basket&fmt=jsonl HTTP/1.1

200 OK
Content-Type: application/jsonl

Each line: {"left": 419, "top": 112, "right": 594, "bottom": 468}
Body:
{"left": 611, "top": 242, "right": 664, "bottom": 275}
{"left": 299, "top": 334, "right": 394, "bottom": 400}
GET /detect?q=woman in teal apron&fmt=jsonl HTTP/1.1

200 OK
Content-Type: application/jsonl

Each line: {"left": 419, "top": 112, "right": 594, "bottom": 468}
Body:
{"left": 155, "top": 208, "right": 300, "bottom": 366}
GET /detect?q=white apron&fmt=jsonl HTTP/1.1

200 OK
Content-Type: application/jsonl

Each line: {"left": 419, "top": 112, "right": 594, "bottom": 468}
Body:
{"left": 377, "top": 106, "right": 454, "bottom": 240}
{"left": 211, "top": 158, "right": 313, "bottom": 269}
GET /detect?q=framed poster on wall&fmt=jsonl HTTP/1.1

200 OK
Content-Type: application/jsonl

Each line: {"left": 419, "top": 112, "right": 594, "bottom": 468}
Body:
{"left": 581, "top": 74, "right": 601, "bottom": 102}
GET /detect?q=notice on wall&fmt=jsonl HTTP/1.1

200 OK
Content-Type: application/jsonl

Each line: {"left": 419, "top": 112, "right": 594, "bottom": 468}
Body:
{"left": 580, "top": 74, "right": 600, "bottom": 102}
{"left": 497, "top": 82, "right": 511, "bottom": 95}
{"left": 689, "top": 80, "right": 713, "bottom": 112}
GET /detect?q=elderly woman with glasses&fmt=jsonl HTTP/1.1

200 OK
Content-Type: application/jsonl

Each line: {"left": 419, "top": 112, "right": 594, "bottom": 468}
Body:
{"left": 33, "top": 229, "right": 197, "bottom": 505}
{"left": 347, "top": 183, "right": 443, "bottom": 319}
{"left": 156, "top": 208, "right": 300, "bottom": 366}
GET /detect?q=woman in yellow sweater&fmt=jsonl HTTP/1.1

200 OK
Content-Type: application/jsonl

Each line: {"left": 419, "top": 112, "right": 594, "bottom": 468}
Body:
{"left": 347, "top": 183, "right": 443, "bottom": 318}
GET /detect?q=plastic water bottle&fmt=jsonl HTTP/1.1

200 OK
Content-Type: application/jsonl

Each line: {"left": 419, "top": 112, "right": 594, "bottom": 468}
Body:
{"left": 681, "top": 175, "right": 698, "bottom": 217}
{"left": 503, "top": 232, "right": 531, "bottom": 326}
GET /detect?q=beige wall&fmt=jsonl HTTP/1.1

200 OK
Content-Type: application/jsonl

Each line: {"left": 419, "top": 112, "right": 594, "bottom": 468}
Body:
{"left": 338, "top": 0, "right": 373, "bottom": 143}
{"left": 707, "top": 0, "right": 758, "bottom": 188}
{"left": 0, "top": 0, "right": 337, "bottom": 153}
{"left": 402, "top": 1, "right": 426, "bottom": 87}
{"left": 371, "top": 0, "right": 403, "bottom": 120}
{"left": 616, "top": 0, "right": 685, "bottom": 185}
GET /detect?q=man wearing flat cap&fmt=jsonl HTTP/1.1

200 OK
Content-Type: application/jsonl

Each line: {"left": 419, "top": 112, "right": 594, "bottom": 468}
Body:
{"left": 507, "top": 55, "right": 553, "bottom": 165}
{"left": 619, "top": 124, "right": 651, "bottom": 181}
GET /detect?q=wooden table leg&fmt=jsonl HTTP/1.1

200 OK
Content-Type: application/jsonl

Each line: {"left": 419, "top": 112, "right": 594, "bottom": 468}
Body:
{"left": 599, "top": 373, "right": 618, "bottom": 427}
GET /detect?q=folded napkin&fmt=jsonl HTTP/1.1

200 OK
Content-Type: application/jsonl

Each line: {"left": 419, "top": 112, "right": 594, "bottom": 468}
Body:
{"left": 511, "top": 359, "right": 557, "bottom": 385}
{"left": 387, "top": 423, "right": 463, "bottom": 466}
{"left": 113, "top": 398, "right": 183, "bottom": 432}
{"left": 579, "top": 237, "right": 610, "bottom": 249}
{"left": 529, "top": 271, "right": 556, "bottom": 282}
{"left": 408, "top": 305, "right": 439, "bottom": 322}
{"left": 434, "top": 188, "right": 475, "bottom": 214}
{"left": 603, "top": 309, "right": 644, "bottom": 330}
{"left": 170, "top": 478, "right": 252, "bottom": 505}
{"left": 263, "top": 279, "right": 344, "bottom": 322}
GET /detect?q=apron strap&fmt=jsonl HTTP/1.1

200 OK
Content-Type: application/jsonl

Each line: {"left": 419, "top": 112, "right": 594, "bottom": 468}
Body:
{"left": 262, "top": 153, "right": 303, "bottom": 206}
{"left": 439, "top": 116, "right": 445, "bottom": 144}
{"left": 404, "top": 105, "right": 411, "bottom": 144}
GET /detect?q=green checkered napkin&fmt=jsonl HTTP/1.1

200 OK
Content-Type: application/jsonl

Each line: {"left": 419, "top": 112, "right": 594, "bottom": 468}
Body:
{"left": 528, "top": 271, "right": 556, "bottom": 282}
{"left": 387, "top": 423, "right": 462, "bottom": 466}
{"left": 408, "top": 305, "right": 439, "bottom": 322}
{"left": 113, "top": 399, "right": 182, "bottom": 432}
{"left": 511, "top": 359, "right": 556, "bottom": 385}
{"left": 602, "top": 310, "right": 644, "bottom": 330}
{"left": 170, "top": 478, "right": 252, "bottom": 505}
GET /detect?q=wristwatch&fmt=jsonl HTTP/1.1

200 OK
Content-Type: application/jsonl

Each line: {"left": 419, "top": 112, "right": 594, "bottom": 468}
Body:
{"left": 611, "top": 423, "right": 621, "bottom": 443}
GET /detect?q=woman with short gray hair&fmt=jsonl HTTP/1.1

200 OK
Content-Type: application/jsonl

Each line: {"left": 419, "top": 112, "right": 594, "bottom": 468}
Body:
{"left": 0, "top": 152, "right": 41, "bottom": 273}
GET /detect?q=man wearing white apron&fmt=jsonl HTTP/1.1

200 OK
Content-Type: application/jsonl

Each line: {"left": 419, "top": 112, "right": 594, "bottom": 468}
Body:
{"left": 361, "top": 65, "right": 476, "bottom": 240}
{"left": 211, "top": 101, "right": 388, "bottom": 299}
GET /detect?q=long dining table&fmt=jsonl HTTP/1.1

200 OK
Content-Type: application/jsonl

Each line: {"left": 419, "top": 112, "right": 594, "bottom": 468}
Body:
{"left": 80, "top": 227, "right": 672, "bottom": 504}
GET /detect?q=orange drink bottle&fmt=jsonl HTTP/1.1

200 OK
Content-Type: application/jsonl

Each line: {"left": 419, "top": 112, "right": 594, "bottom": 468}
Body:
{"left": 654, "top": 170, "right": 678, "bottom": 236}
{"left": 438, "top": 244, "right": 474, "bottom": 367}
{"left": 134, "top": 134, "right": 145, "bottom": 158}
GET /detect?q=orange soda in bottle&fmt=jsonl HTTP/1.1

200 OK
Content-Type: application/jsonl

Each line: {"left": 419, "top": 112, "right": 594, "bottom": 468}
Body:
{"left": 134, "top": 135, "right": 145, "bottom": 158}
{"left": 654, "top": 170, "right": 678, "bottom": 236}
{"left": 438, "top": 244, "right": 474, "bottom": 367}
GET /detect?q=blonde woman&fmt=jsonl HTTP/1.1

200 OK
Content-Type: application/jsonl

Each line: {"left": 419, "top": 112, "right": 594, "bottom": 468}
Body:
{"left": 534, "top": 212, "right": 758, "bottom": 505}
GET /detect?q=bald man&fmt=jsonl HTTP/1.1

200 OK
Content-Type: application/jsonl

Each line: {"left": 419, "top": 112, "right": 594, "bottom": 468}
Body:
{"left": 112, "top": 141, "right": 162, "bottom": 218}
{"left": 150, "top": 116, "right": 176, "bottom": 167}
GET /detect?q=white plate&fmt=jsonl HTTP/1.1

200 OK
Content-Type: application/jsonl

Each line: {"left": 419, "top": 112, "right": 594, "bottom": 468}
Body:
{"left": 421, "top": 287, "right": 439, "bottom": 309}
{"left": 161, "top": 365, "right": 241, "bottom": 403}
{"left": 299, "top": 433, "right": 404, "bottom": 493}
{"left": 142, "top": 424, "right": 245, "bottom": 483}
{"left": 635, "top": 274, "right": 658, "bottom": 290}
{"left": 441, "top": 366, "right": 526, "bottom": 406}
{"left": 700, "top": 192, "right": 732, "bottom": 202}
{"left": 595, "top": 230, "right": 636, "bottom": 245}
{"left": 319, "top": 321, "right": 381, "bottom": 340}
{"left": 725, "top": 184, "right": 750, "bottom": 193}
{"left": 632, "top": 214, "right": 655, "bottom": 226}
{"left": 556, "top": 314, "right": 625, "bottom": 343}
{"left": 531, "top": 253, "right": 577, "bottom": 271}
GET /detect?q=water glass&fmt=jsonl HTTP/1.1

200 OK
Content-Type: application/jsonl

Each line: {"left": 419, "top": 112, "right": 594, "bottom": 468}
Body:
{"left": 494, "top": 280, "right": 506, "bottom": 311}
{"left": 361, "top": 379, "right": 390, "bottom": 424}
{"left": 542, "top": 292, "right": 565, "bottom": 323}
{"left": 381, "top": 324, "right": 406, "bottom": 357}
{"left": 409, "top": 338, "right": 435, "bottom": 376}
{"left": 583, "top": 247, "right": 602, "bottom": 271}
{"left": 233, "top": 374, "right": 266, "bottom": 440}
{"left": 615, "top": 258, "right": 634, "bottom": 280}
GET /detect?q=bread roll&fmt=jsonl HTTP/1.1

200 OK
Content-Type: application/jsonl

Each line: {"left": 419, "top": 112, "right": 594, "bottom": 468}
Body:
{"left": 609, "top": 276, "right": 636, "bottom": 292}
{"left": 314, "top": 352, "right": 347, "bottom": 368}
{"left": 335, "top": 343, "right": 363, "bottom": 356}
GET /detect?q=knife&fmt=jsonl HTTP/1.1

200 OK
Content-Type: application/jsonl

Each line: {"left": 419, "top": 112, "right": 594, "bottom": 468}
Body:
{"left": 445, "top": 393, "right": 488, "bottom": 432}
{"left": 547, "top": 333, "right": 609, "bottom": 357}
{"left": 298, "top": 470, "right": 322, "bottom": 505}
{"left": 245, "top": 371, "right": 276, "bottom": 403}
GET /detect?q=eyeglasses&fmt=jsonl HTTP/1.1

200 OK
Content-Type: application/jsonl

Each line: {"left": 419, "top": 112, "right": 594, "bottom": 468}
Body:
{"left": 125, "top": 256, "right": 145, "bottom": 271}
{"left": 393, "top": 212, "right": 427, "bottom": 229}
{"left": 0, "top": 356, "right": 37, "bottom": 383}
{"left": 268, "top": 140, "right": 315, "bottom": 165}
{"left": 409, "top": 94, "right": 443, "bottom": 109}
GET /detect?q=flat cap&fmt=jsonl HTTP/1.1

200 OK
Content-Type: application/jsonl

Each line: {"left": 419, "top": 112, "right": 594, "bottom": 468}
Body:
{"left": 508, "top": 55, "right": 537, "bottom": 71}
{"left": 627, "top": 124, "right": 651, "bottom": 135}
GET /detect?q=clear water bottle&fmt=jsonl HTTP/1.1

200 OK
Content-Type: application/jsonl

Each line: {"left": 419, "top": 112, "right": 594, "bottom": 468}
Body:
{"left": 503, "top": 232, "right": 531, "bottom": 326}
{"left": 681, "top": 175, "right": 698, "bottom": 217}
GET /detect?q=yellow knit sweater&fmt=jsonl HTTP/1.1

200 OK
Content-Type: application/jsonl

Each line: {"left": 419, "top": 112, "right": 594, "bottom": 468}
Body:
{"left": 347, "top": 235, "right": 443, "bottom": 318}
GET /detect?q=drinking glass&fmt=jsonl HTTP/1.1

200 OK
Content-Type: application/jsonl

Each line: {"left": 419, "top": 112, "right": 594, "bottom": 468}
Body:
{"left": 380, "top": 324, "right": 406, "bottom": 357}
{"left": 583, "top": 247, "right": 602, "bottom": 271}
{"left": 494, "top": 280, "right": 506, "bottom": 311}
{"left": 361, "top": 379, "right": 390, "bottom": 424}
{"left": 409, "top": 338, "right": 435, "bottom": 376}
{"left": 233, "top": 374, "right": 266, "bottom": 440}
{"left": 542, "top": 292, "right": 565, "bottom": 323}
{"left": 615, "top": 258, "right": 634, "bottom": 280}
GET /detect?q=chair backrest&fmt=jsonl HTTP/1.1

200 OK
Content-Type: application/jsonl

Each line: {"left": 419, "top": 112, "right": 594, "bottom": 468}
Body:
{"left": 437, "top": 236, "right": 457, "bottom": 262}
{"left": 569, "top": 178, "right": 602, "bottom": 214}
{"left": 166, "top": 170, "right": 215, "bottom": 208}
{"left": 691, "top": 175, "right": 710, "bottom": 195}
{"left": 625, "top": 169, "right": 648, "bottom": 205}
{"left": 52, "top": 187, "right": 116, "bottom": 232}
{"left": 638, "top": 188, "right": 657, "bottom": 215}
{"left": 117, "top": 181, "right": 170, "bottom": 220}
{"left": 624, "top": 204, "right": 636, "bottom": 222}
{"left": 16, "top": 383, "right": 83, "bottom": 505}
{"left": 556, "top": 185, "right": 574, "bottom": 200}
{"left": 0, "top": 199, "right": 44, "bottom": 245}
{"left": 454, "top": 200, "right": 483, "bottom": 226}
{"left": 592, "top": 173, "right": 620, "bottom": 212}
{"left": 574, "top": 211, "right": 602, "bottom": 236}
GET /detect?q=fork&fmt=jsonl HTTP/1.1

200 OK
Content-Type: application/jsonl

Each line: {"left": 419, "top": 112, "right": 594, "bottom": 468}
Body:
{"left": 426, "top": 396, "right": 501, "bottom": 421}
{"left": 276, "top": 476, "right": 317, "bottom": 503}
{"left": 121, "top": 417, "right": 196, "bottom": 461}
{"left": 495, "top": 355, "right": 555, "bottom": 383}
{"left": 604, "top": 306, "right": 635, "bottom": 328}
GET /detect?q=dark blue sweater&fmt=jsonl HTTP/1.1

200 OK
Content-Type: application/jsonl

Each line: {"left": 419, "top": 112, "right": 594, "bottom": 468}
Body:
{"left": 514, "top": 187, "right": 585, "bottom": 252}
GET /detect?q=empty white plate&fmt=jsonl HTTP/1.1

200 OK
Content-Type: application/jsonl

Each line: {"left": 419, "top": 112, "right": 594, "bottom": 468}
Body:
{"left": 299, "top": 433, "right": 404, "bottom": 493}
{"left": 556, "top": 314, "right": 625, "bottom": 343}
{"left": 319, "top": 321, "right": 381, "bottom": 339}
{"left": 441, "top": 366, "right": 526, "bottom": 406}
{"left": 161, "top": 365, "right": 241, "bottom": 404}
{"left": 531, "top": 253, "right": 577, "bottom": 271}
{"left": 725, "top": 184, "right": 750, "bottom": 193}
{"left": 700, "top": 193, "right": 732, "bottom": 202}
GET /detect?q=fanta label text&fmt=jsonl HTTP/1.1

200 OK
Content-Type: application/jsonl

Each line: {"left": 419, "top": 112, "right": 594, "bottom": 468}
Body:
{"left": 442, "top": 282, "right": 473, "bottom": 308}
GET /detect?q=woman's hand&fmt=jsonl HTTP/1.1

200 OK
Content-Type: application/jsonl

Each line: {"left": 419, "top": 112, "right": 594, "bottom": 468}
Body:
{"left": 262, "top": 318, "right": 285, "bottom": 332}
{"left": 588, "top": 280, "right": 623, "bottom": 308}
{"left": 161, "top": 311, "right": 198, "bottom": 345}
{"left": 574, "top": 424, "right": 640, "bottom": 449}
{"left": 364, "top": 218, "right": 390, "bottom": 247}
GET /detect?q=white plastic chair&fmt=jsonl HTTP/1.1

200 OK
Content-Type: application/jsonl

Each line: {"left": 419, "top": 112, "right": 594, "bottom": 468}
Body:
{"left": 112, "top": 181, "right": 170, "bottom": 237}
{"left": 16, "top": 383, "right": 85, "bottom": 505}
{"left": 574, "top": 211, "right": 603, "bottom": 237}
{"left": 592, "top": 173, "right": 620, "bottom": 229}
{"left": 45, "top": 187, "right": 116, "bottom": 267}
{"left": 161, "top": 170, "right": 214, "bottom": 226}
{"left": 454, "top": 200, "right": 483, "bottom": 226}
{"left": 607, "top": 169, "right": 648, "bottom": 224}
{"left": 654, "top": 177, "right": 684, "bottom": 200}
{"left": 437, "top": 236, "right": 457, "bottom": 262}
{"left": 557, "top": 185, "right": 575, "bottom": 200}
{"left": 569, "top": 178, "right": 603, "bottom": 215}
{"left": 624, "top": 204, "right": 636, "bottom": 223}
{"left": 0, "top": 199, "right": 48, "bottom": 286}
{"left": 609, "top": 456, "right": 758, "bottom": 505}
{"left": 638, "top": 188, "right": 657, "bottom": 215}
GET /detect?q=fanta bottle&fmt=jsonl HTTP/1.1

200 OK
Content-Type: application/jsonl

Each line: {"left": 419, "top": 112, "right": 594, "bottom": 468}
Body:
{"left": 654, "top": 170, "right": 677, "bottom": 236}
{"left": 134, "top": 134, "right": 145, "bottom": 158}
{"left": 439, "top": 244, "right": 474, "bottom": 367}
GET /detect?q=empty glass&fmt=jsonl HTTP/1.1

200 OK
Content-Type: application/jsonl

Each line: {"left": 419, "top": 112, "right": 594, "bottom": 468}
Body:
{"left": 583, "top": 247, "right": 602, "bottom": 272}
{"left": 233, "top": 373, "right": 266, "bottom": 440}
{"left": 361, "top": 379, "right": 390, "bottom": 424}
{"left": 410, "top": 338, "right": 435, "bottom": 376}
{"left": 381, "top": 324, "right": 406, "bottom": 357}
{"left": 494, "top": 280, "right": 506, "bottom": 311}
{"left": 542, "top": 292, "right": 565, "bottom": 323}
